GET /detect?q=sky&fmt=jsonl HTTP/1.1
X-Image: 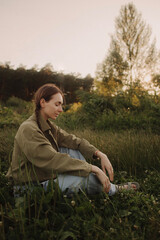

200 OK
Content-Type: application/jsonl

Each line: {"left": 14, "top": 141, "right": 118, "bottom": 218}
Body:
{"left": 0, "top": 0, "right": 160, "bottom": 77}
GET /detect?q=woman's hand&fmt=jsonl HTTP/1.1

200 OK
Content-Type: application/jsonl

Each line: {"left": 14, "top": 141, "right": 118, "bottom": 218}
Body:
{"left": 95, "top": 151, "right": 114, "bottom": 182}
{"left": 91, "top": 165, "right": 111, "bottom": 193}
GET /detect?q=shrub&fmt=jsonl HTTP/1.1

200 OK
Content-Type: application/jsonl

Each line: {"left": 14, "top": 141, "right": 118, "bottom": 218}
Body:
{"left": 5, "top": 96, "right": 34, "bottom": 115}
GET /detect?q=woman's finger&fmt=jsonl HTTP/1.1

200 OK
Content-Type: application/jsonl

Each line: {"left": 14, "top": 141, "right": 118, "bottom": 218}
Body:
{"left": 108, "top": 167, "right": 114, "bottom": 181}
{"left": 102, "top": 165, "right": 106, "bottom": 174}
{"left": 104, "top": 180, "right": 111, "bottom": 193}
{"left": 102, "top": 163, "right": 114, "bottom": 181}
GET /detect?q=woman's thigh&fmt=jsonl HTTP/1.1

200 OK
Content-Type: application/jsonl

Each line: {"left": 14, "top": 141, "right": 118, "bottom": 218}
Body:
{"left": 56, "top": 148, "right": 116, "bottom": 196}
{"left": 54, "top": 148, "right": 102, "bottom": 195}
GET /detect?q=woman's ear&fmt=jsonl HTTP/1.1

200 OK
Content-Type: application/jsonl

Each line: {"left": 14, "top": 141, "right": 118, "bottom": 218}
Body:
{"left": 40, "top": 98, "right": 46, "bottom": 108}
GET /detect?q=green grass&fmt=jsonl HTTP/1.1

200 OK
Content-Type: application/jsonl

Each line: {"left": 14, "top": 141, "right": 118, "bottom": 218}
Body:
{"left": 1, "top": 171, "right": 160, "bottom": 240}
{"left": 67, "top": 129, "right": 160, "bottom": 177}
{"left": 0, "top": 101, "right": 160, "bottom": 239}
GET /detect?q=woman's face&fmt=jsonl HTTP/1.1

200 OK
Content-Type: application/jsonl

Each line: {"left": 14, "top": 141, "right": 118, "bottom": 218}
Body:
{"left": 40, "top": 93, "right": 63, "bottom": 120}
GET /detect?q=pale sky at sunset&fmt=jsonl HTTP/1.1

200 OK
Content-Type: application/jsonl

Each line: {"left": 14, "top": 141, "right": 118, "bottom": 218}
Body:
{"left": 0, "top": 0, "right": 160, "bottom": 77}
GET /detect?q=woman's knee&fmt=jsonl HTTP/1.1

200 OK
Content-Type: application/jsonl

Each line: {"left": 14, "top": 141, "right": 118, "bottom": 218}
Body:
{"left": 59, "top": 148, "right": 86, "bottom": 161}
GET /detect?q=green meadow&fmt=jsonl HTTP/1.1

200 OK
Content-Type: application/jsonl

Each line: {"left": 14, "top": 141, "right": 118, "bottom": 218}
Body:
{"left": 0, "top": 97, "right": 160, "bottom": 240}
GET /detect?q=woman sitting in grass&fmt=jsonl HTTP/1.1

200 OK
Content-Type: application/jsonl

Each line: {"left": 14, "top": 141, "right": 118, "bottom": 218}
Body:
{"left": 6, "top": 83, "right": 139, "bottom": 196}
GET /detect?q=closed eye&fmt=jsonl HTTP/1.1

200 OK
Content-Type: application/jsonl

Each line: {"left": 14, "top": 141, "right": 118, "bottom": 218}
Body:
{"left": 55, "top": 101, "right": 63, "bottom": 107}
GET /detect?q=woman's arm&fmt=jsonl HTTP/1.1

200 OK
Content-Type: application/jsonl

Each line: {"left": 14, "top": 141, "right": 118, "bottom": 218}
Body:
{"left": 16, "top": 122, "right": 92, "bottom": 177}
{"left": 56, "top": 127, "right": 98, "bottom": 159}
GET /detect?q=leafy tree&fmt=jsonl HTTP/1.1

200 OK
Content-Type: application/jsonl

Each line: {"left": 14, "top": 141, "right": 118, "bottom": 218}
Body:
{"left": 96, "top": 39, "right": 128, "bottom": 96}
{"left": 96, "top": 3, "right": 158, "bottom": 94}
{"left": 151, "top": 74, "right": 160, "bottom": 89}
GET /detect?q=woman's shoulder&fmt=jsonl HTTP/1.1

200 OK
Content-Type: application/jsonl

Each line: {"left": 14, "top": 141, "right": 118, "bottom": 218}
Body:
{"left": 18, "top": 114, "right": 39, "bottom": 133}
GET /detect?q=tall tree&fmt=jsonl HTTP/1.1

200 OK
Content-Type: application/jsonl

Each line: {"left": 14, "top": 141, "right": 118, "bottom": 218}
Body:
{"left": 96, "top": 3, "right": 158, "bottom": 94}
{"left": 96, "top": 39, "right": 128, "bottom": 95}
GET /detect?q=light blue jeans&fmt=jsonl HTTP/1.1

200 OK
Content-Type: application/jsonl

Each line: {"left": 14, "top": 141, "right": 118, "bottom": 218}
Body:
{"left": 14, "top": 148, "right": 116, "bottom": 197}
{"left": 41, "top": 148, "right": 116, "bottom": 196}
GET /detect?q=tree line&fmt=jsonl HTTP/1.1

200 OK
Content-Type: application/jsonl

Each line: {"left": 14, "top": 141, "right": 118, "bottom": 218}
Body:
{"left": 1, "top": 3, "right": 160, "bottom": 106}
{"left": 0, "top": 63, "right": 94, "bottom": 104}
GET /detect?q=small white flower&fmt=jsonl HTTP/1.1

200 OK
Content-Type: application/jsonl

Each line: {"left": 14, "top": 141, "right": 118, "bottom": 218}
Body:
{"left": 71, "top": 200, "right": 75, "bottom": 207}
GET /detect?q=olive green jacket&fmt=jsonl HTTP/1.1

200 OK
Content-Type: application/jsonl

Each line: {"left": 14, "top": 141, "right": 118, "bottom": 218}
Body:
{"left": 6, "top": 113, "right": 97, "bottom": 183}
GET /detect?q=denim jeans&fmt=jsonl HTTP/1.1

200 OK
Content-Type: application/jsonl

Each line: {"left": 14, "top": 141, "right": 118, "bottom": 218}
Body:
{"left": 14, "top": 148, "right": 116, "bottom": 197}
{"left": 40, "top": 148, "right": 116, "bottom": 196}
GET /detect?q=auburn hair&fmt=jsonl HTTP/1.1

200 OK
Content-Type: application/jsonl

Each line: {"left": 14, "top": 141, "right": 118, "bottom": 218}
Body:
{"left": 33, "top": 83, "right": 63, "bottom": 129}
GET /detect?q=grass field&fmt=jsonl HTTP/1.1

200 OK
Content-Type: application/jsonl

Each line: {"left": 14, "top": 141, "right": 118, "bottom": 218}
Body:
{"left": 0, "top": 101, "right": 160, "bottom": 240}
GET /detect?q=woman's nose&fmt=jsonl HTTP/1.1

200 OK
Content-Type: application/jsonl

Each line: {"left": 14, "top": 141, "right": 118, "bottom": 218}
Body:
{"left": 59, "top": 105, "right": 63, "bottom": 112}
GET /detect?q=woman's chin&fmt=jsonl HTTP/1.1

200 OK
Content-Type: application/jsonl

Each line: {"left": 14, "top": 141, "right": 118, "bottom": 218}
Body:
{"left": 51, "top": 116, "right": 58, "bottom": 120}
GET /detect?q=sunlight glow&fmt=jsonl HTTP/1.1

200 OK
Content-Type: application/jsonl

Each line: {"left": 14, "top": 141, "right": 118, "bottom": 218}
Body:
{"left": 144, "top": 74, "right": 151, "bottom": 83}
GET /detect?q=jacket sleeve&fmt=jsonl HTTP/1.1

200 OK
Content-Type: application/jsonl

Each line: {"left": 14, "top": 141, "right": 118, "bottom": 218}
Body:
{"left": 17, "top": 123, "right": 92, "bottom": 177}
{"left": 56, "top": 126, "right": 98, "bottom": 159}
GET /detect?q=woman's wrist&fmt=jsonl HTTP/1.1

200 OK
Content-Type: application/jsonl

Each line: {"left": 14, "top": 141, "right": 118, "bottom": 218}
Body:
{"left": 95, "top": 150, "right": 100, "bottom": 157}
{"left": 91, "top": 165, "right": 100, "bottom": 174}
{"left": 93, "top": 150, "right": 101, "bottom": 159}
{"left": 94, "top": 150, "right": 105, "bottom": 159}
